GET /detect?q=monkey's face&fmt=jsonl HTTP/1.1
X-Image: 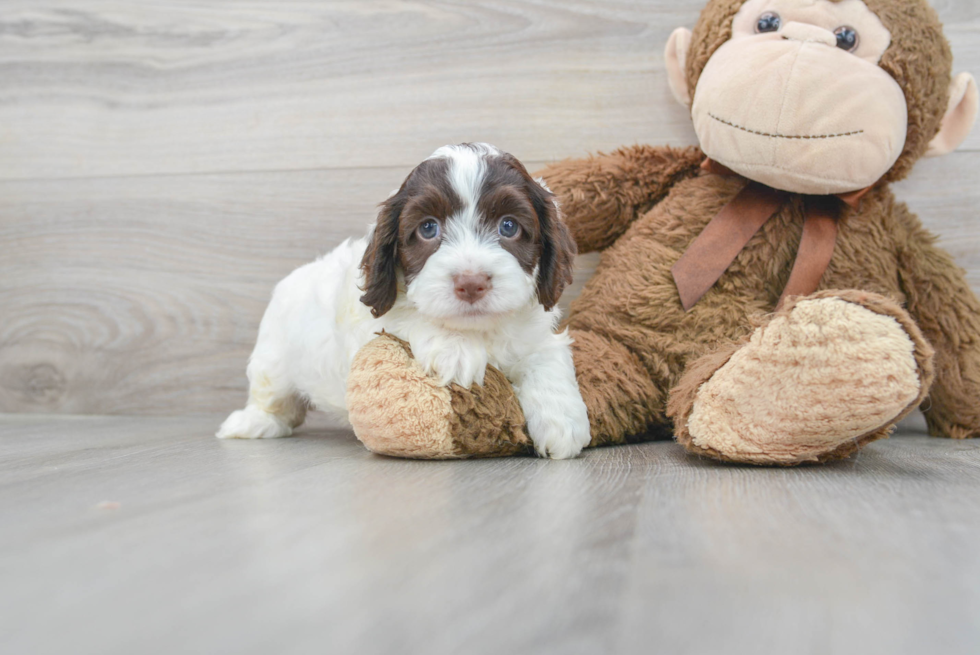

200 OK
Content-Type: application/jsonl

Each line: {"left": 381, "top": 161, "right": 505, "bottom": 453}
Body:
{"left": 690, "top": 0, "right": 907, "bottom": 195}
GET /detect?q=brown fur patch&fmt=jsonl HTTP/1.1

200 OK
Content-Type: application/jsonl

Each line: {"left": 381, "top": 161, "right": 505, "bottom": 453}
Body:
{"left": 359, "top": 198, "right": 402, "bottom": 318}
{"left": 481, "top": 152, "right": 577, "bottom": 310}
{"left": 569, "top": 328, "right": 670, "bottom": 447}
{"left": 476, "top": 182, "right": 540, "bottom": 274}
{"left": 894, "top": 203, "right": 980, "bottom": 440}
{"left": 396, "top": 162, "right": 463, "bottom": 283}
{"left": 359, "top": 158, "right": 463, "bottom": 317}
{"left": 539, "top": 145, "right": 706, "bottom": 254}
{"left": 447, "top": 365, "right": 534, "bottom": 458}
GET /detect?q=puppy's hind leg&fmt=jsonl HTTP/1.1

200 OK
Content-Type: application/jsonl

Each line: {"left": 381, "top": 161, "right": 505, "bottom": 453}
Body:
{"left": 216, "top": 361, "right": 307, "bottom": 440}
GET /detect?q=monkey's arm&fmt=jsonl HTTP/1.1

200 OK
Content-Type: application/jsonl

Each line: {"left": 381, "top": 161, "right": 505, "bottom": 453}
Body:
{"left": 895, "top": 203, "right": 980, "bottom": 439}
{"left": 536, "top": 145, "right": 704, "bottom": 253}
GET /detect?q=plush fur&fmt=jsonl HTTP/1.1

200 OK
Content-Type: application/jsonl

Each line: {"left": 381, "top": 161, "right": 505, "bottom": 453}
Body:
{"left": 218, "top": 143, "right": 590, "bottom": 459}
{"left": 348, "top": 333, "right": 532, "bottom": 459}
{"left": 686, "top": 0, "right": 953, "bottom": 183}
{"left": 344, "top": 0, "right": 980, "bottom": 465}
{"left": 668, "top": 290, "right": 936, "bottom": 464}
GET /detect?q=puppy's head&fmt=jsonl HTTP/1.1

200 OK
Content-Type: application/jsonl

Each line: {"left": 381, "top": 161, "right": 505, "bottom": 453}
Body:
{"left": 360, "top": 143, "right": 576, "bottom": 327}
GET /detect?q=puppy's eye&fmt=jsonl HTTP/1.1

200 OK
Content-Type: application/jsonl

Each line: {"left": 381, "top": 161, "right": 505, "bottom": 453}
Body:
{"left": 498, "top": 217, "right": 520, "bottom": 239}
{"left": 834, "top": 26, "right": 859, "bottom": 51}
{"left": 418, "top": 219, "right": 440, "bottom": 240}
{"left": 755, "top": 12, "right": 780, "bottom": 33}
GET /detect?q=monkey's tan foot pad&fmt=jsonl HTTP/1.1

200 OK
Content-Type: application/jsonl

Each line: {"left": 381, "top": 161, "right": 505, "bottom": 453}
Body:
{"left": 346, "top": 333, "right": 533, "bottom": 459}
{"left": 668, "top": 291, "right": 935, "bottom": 465}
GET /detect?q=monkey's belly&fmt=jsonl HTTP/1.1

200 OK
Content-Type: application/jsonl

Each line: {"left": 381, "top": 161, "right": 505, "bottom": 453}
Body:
{"left": 566, "top": 174, "right": 908, "bottom": 378}
{"left": 566, "top": 176, "right": 789, "bottom": 361}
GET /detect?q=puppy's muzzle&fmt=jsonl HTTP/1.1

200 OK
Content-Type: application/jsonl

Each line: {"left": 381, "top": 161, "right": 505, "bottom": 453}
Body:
{"left": 454, "top": 273, "right": 492, "bottom": 304}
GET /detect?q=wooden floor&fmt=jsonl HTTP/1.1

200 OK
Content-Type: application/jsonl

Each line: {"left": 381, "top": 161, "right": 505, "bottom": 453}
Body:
{"left": 2, "top": 414, "right": 980, "bottom": 655}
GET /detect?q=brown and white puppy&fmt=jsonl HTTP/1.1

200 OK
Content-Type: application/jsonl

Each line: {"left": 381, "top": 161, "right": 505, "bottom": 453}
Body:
{"left": 217, "top": 143, "right": 591, "bottom": 459}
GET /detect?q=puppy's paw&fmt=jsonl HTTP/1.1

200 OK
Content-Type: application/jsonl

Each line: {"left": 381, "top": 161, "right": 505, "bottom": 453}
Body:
{"left": 525, "top": 395, "right": 591, "bottom": 460}
{"left": 216, "top": 406, "right": 293, "bottom": 440}
{"left": 414, "top": 337, "right": 488, "bottom": 388}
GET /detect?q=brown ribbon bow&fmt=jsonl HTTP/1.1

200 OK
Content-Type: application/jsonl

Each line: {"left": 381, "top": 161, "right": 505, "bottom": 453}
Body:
{"left": 670, "top": 159, "right": 871, "bottom": 311}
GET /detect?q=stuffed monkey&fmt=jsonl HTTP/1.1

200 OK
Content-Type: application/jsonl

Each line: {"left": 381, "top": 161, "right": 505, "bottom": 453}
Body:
{"left": 346, "top": 0, "right": 980, "bottom": 464}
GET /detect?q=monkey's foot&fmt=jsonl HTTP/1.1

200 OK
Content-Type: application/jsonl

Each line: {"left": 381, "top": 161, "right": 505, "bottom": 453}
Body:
{"left": 346, "top": 333, "right": 532, "bottom": 459}
{"left": 668, "top": 291, "right": 935, "bottom": 465}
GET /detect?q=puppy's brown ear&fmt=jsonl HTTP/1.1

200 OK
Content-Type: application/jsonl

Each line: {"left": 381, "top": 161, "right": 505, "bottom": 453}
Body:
{"left": 530, "top": 179, "right": 577, "bottom": 311}
{"left": 359, "top": 194, "right": 404, "bottom": 318}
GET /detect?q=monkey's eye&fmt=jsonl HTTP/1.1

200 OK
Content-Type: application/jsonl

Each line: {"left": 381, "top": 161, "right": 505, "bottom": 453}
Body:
{"left": 418, "top": 219, "right": 440, "bottom": 240}
{"left": 834, "top": 26, "right": 859, "bottom": 52}
{"left": 755, "top": 12, "right": 781, "bottom": 33}
{"left": 498, "top": 217, "right": 520, "bottom": 238}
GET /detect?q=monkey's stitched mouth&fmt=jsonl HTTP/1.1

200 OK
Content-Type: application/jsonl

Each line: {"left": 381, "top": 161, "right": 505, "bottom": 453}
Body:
{"left": 709, "top": 113, "right": 864, "bottom": 140}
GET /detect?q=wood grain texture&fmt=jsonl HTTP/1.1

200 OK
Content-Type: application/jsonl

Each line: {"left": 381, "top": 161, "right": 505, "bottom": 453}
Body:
{"left": 0, "top": 0, "right": 698, "bottom": 179}
{"left": 2, "top": 414, "right": 979, "bottom": 655}
{"left": 0, "top": 167, "right": 406, "bottom": 414}
{"left": 0, "top": 0, "right": 976, "bottom": 181}
{"left": 1, "top": 1, "right": 979, "bottom": 415}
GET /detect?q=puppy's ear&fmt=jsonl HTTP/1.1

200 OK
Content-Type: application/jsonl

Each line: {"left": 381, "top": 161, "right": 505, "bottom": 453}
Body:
{"left": 359, "top": 194, "right": 404, "bottom": 318}
{"left": 529, "top": 177, "right": 576, "bottom": 311}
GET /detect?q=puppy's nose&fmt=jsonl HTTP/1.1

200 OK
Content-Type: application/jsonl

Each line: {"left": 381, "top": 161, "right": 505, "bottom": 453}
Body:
{"left": 454, "top": 273, "right": 492, "bottom": 304}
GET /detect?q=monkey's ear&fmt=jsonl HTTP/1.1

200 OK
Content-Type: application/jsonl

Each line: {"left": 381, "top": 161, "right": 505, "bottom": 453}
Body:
{"left": 665, "top": 27, "right": 692, "bottom": 108}
{"left": 926, "top": 73, "right": 979, "bottom": 158}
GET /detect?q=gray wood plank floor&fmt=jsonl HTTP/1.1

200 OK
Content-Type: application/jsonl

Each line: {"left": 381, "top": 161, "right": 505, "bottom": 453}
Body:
{"left": 2, "top": 414, "right": 980, "bottom": 655}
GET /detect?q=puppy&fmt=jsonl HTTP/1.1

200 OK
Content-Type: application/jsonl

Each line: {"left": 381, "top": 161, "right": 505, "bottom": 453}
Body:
{"left": 217, "top": 143, "right": 591, "bottom": 459}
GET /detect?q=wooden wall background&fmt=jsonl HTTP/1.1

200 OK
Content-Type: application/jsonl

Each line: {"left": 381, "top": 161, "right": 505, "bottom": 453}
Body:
{"left": 1, "top": 0, "right": 978, "bottom": 416}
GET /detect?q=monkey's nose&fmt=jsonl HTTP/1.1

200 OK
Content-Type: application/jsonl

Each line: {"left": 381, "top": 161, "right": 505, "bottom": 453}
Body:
{"left": 454, "top": 273, "right": 492, "bottom": 304}
{"left": 781, "top": 21, "right": 836, "bottom": 47}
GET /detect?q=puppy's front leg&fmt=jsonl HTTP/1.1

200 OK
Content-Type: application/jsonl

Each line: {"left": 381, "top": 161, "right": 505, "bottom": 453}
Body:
{"left": 411, "top": 329, "right": 488, "bottom": 388}
{"left": 511, "top": 333, "right": 591, "bottom": 459}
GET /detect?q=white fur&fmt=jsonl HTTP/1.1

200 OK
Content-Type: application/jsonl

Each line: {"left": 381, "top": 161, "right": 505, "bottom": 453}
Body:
{"left": 217, "top": 144, "right": 591, "bottom": 459}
